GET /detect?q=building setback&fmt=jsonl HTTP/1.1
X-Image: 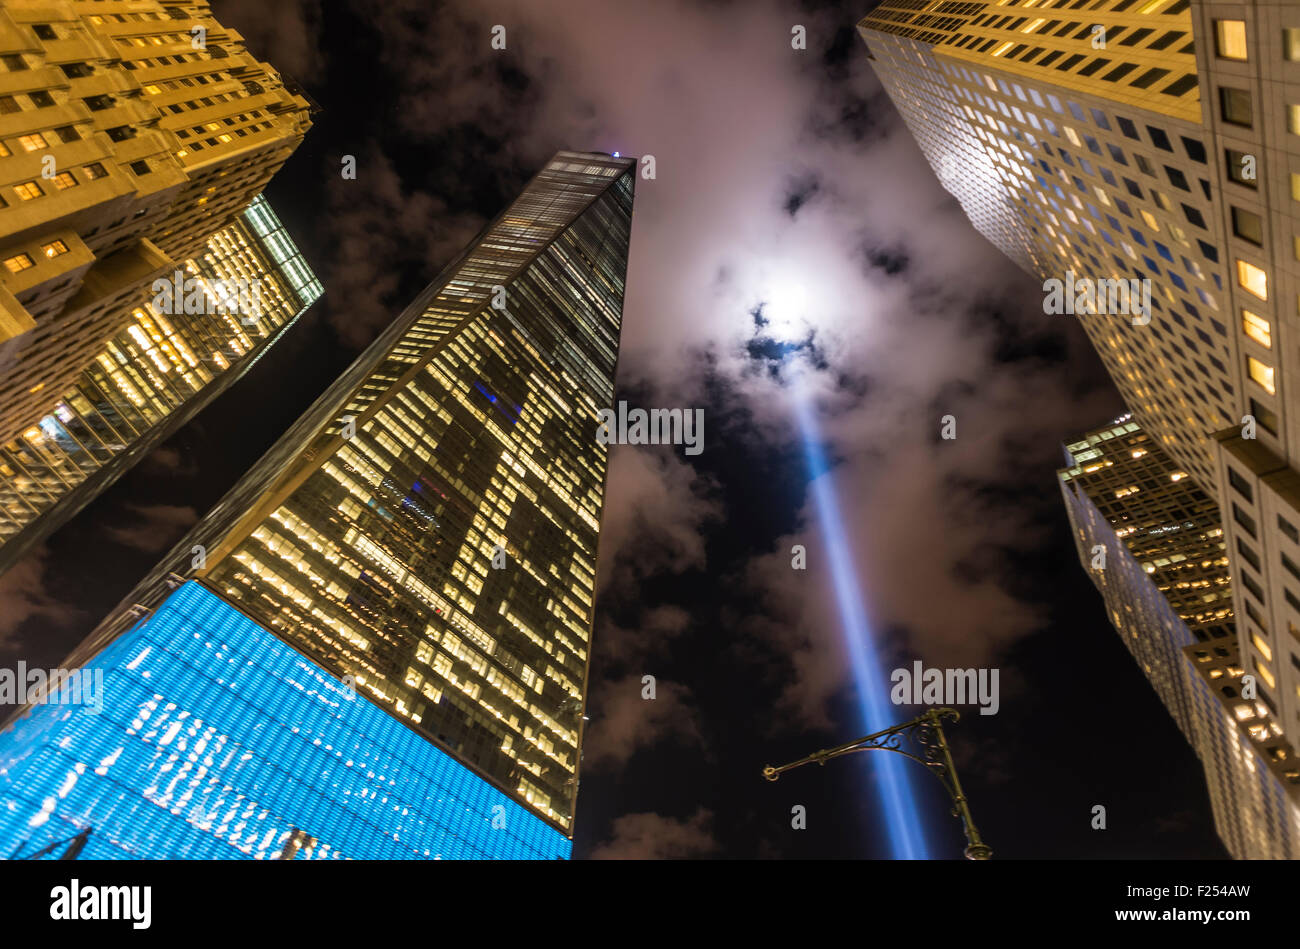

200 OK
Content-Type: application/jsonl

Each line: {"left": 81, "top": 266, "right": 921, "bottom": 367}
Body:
{"left": 0, "top": 151, "right": 635, "bottom": 859}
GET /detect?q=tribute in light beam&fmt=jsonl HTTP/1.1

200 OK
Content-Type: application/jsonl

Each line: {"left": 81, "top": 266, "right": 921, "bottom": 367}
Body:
{"left": 793, "top": 386, "right": 930, "bottom": 860}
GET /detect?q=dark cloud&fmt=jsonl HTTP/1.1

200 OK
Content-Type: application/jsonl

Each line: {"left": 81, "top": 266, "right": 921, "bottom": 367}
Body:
{"left": 581, "top": 674, "right": 703, "bottom": 771}
{"left": 100, "top": 503, "right": 199, "bottom": 554}
{"left": 595, "top": 445, "right": 724, "bottom": 597}
{"left": 587, "top": 807, "right": 719, "bottom": 859}
{"left": 0, "top": 547, "right": 81, "bottom": 648}
{"left": 783, "top": 173, "right": 821, "bottom": 217}
{"left": 323, "top": 145, "right": 486, "bottom": 346}
{"left": 210, "top": 0, "right": 326, "bottom": 83}
{"left": 597, "top": 605, "right": 693, "bottom": 669}
{"left": 138, "top": 445, "right": 201, "bottom": 477}
{"left": 864, "top": 245, "right": 909, "bottom": 275}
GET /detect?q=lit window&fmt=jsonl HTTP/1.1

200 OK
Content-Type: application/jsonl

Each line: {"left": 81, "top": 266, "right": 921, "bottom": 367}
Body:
{"left": 41, "top": 240, "right": 68, "bottom": 258}
{"left": 3, "top": 253, "right": 34, "bottom": 273}
{"left": 1247, "top": 356, "right": 1276, "bottom": 394}
{"left": 50, "top": 172, "right": 76, "bottom": 190}
{"left": 82, "top": 162, "right": 107, "bottom": 180}
{"left": 1215, "top": 20, "right": 1248, "bottom": 60}
{"left": 17, "top": 132, "right": 46, "bottom": 152}
{"left": 13, "top": 181, "right": 42, "bottom": 201}
{"left": 1291, "top": 106, "right": 1300, "bottom": 136}
{"left": 1237, "top": 259, "right": 1268, "bottom": 299}
{"left": 1252, "top": 633, "right": 1273, "bottom": 663}
{"left": 1242, "top": 309, "right": 1271, "bottom": 347}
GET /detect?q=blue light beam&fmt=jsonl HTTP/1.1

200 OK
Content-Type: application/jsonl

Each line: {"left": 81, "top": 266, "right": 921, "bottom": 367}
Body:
{"left": 793, "top": 389, "right": 930, "bottom": 860}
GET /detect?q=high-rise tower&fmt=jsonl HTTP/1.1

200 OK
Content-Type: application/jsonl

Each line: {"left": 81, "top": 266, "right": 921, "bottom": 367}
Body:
{"left": 860, "top": 0, "right": 1300, "bottom": 805}
{"left": 1059, "top": 416, "right": 1300, "bottom": 858}
{"left": 0, "top": 151, "right": 635, "bottom": 859}
{"left": 0, "top": 193, "right": 322, "bottom": 577}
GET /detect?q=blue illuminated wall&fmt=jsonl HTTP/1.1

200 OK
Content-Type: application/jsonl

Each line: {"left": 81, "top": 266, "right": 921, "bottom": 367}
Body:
{"left": 0, "top": 582, "right": 571, "bottom": 860}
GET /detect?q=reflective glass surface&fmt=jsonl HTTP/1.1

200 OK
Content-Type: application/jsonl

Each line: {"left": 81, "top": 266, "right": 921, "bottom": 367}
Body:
{"left": 0, "top": 581, "right": 570, "bottom": 860}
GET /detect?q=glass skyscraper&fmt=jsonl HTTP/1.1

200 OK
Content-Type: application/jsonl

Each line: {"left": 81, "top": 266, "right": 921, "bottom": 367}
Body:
{"left": 1059, "top": 416, "right": 1300, "bottom": 857}
{"left": 0, "top": 150, "right": 636, "bottom": 859}
{"left": 0, "top": 194, "right": 323, "bottom": 576}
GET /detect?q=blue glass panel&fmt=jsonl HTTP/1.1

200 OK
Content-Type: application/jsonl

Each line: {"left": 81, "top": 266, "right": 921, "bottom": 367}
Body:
{"left": 0, "top": 582, "right": 570, "bottom": 860}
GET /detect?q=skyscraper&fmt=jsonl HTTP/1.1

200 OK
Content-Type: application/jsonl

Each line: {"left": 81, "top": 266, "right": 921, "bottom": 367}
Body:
{"left": 1059, "top": 415, "right": 1231, "bottom": 740}
{"left": 859, "top": 1, "right": 1228, "bottom": 488}
{"left": 0, "top": 0, "right": 313, "bottom": 445}
{"left": 860, "top": 1, "right": 1300, "bottom": 841}
{"left": 0, "top": 151, "right": 635, "bottom": 860}
{"left": 1059, "top": 416, "right": 1300, "bottom": 858}
{"left": 0, "top": 193, "right": 322, "bottom": 577}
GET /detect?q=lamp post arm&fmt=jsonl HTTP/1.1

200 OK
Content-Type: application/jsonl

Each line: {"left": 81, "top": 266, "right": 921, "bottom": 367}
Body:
{"left": 762, "top": 708, "right": 992, "bottom": 860}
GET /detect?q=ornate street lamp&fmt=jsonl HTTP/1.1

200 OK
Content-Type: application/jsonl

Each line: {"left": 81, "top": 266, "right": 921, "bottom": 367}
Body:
{"left": 763, "top": 707, "right": 992, "bottom": 860}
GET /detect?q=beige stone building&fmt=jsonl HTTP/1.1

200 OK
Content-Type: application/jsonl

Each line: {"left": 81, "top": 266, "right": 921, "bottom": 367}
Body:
{"left": 0, "top": 0, "right": 312, "bottom": 445}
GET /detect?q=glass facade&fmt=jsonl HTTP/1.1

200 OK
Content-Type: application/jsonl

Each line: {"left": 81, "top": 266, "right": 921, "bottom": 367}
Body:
{"left": 0, "top": 195, "right": 323, "bottom": 575}
{"left": 1059, "top": 416, "right": 1232, "bottom": 741}
{"left": 193, "top": 154, "right": 635, "bottom": 831}
{"left": 1058, "top": 417, "right": 1300, "bottom": 857}
{"left": 3, "top": 151, "right": 636, "bottom": 857}
{"left": 0, "top": 581, "right": 569, "bottom": 860}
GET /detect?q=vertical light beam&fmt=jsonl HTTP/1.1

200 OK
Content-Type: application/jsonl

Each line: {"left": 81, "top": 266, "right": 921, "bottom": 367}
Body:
{"left": 794, "top": 388, "right": 930, "bottom": 860}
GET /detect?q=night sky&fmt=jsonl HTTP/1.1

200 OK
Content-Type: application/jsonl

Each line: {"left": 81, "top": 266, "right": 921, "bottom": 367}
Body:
{"left": 0, "top": 0, "right": 1229, "bottom": 859}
